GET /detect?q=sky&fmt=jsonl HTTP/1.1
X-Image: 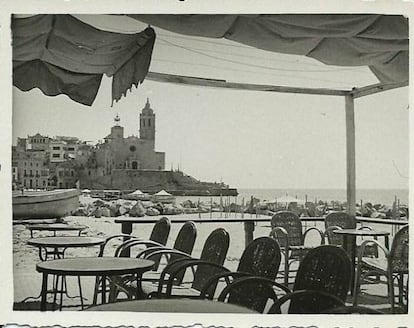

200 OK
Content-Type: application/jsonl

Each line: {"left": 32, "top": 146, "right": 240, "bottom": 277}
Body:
{"left": 12, "top": 14, "right": 409, "bottom": 190}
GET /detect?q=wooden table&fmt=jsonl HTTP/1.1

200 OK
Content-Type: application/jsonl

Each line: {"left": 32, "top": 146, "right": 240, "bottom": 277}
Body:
{"left": 26, "top": 224, "right": 87, "bottom": 238}
{"left": 28, "top": 236, "right": 105, "bottom": 261}
{"left": 36, "top": 257, "right": 154, "bottom": 311}
{"left": 85, "top": 298, "right": 257, "bottom": 313}
{"left": 333, "top": 228, "right": 390, "bottom": 294}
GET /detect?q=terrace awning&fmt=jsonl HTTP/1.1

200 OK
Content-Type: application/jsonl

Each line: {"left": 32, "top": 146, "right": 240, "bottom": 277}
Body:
{"left": 12, "top": 15, "right": 156, "bottom": 106}
{"left": 129, "top": 14, "right": 408, "bottom": 85}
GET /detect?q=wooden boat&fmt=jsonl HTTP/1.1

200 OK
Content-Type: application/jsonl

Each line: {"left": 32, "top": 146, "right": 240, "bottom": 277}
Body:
{"left": 12, "top": 189, "right": 80, "bottom": 220}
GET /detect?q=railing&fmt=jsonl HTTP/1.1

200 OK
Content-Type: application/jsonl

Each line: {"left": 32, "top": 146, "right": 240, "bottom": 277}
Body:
{"left": 115, "top": 215, "right": 407, "bottom": 250}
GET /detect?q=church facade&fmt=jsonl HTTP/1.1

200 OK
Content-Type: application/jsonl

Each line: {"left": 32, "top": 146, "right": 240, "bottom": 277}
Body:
{"left": 85, "top": 99, "right": 165, "bottom": 181}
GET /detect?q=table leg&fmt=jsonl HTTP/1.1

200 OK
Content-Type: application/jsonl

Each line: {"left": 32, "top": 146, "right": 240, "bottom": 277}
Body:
{"left": 40, "top": 273, "right": 48, "bottom": 311}
{"left": 101, "top": 275, "right": 107, "bottom": 304}
{"left": 59, "top": 275, "right": 64, "bottom": 310}
{"left": 77, "top": 276, "right": 84, "bottom": 310}
{"left": 121, "top": 222, "right": 133, "bottom": 257}
{"left": 244, "top": 221, "right": 255, "bottom": 248}
{"left": 342, "top": 235, "right": 356, "bottom": 295}
{"left": 52, "top": 275, "right": 59, "bottom": 310}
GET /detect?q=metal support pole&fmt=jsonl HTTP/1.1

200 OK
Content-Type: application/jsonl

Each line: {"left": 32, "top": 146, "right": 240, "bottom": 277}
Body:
{"left": 121, "top": 222, "right": 132, "bottom": 257}
{"left": 244, "top": 221, "right": 255, "bottom": 248}
{"left": 345, "top": 94, "right": 356, "bottom": 218}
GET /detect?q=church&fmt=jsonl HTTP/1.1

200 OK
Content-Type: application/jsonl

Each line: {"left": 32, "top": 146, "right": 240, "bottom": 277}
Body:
{"left": 90, "top": 98, "right": 165, "bottom": 177}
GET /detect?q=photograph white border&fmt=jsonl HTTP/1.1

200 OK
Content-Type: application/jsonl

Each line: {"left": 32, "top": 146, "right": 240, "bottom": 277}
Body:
{"left": 0, "top": 1, "right": 412, "bottom": 327}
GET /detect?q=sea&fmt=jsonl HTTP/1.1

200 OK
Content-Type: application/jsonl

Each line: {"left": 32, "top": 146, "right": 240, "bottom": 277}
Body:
{"left": 175, "top": 188, "right": 409, "bottom": 207}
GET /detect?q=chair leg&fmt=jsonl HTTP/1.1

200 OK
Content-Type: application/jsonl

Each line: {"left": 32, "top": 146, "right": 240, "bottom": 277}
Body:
{"left": 283, "top": 250, "right": 289, "bottom": 286}
{"left": 92, "top": 277, "right": 100, "bottom": 305}
{"left": 52, "top": 275, "right": 59, "bottom": 311}
{"left": 388, "top": 274, "right": 395, "bottom": 313}
{"left": 77, "top": 276, "right": 84, "bottom": 310}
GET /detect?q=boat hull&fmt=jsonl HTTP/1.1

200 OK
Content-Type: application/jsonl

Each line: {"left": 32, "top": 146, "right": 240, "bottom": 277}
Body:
{"left": 12, "top": 189, "right": 80, "bottom": 220}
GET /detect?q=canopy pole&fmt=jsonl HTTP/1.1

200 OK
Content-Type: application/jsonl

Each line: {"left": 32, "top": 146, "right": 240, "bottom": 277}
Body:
{"left": 345, "top": 94, "right": 356, "bottom": 217}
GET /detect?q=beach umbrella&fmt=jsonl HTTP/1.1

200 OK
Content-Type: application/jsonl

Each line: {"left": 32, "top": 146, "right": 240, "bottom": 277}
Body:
{"left": 155, "top": 190, "right": 172, "bottom": 196}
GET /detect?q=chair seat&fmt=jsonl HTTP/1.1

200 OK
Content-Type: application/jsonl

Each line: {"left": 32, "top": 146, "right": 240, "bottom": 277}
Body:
{"left": 361, "top": 257, "right": 387, "bottom": 273}
{"left": 141, "top": 281, "right": 200, "bottom": 298}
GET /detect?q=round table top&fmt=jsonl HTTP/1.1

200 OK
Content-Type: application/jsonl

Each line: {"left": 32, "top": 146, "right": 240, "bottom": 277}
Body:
{"left": 333, "top": 229, "right": 390, "bottom": 236}
{"left": 27, "top": 224, "right": 87, "bottom": 231}
{"left": 85, "top": 298, "right": 257, "bottom": 313}
{"left": 36, "top": 257, "right": 154, "bottom": 276}
{"left": 28, "top": 236, "right": 105, "bottom": 248}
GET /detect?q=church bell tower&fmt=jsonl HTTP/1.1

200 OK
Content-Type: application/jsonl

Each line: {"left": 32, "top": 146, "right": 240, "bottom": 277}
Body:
{"left": 139, "top": 98, "right": 155, "bottom": 141}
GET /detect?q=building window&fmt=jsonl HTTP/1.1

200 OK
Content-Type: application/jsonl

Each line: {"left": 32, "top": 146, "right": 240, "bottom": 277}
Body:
{"left": 71, "top": 171, "right": 74, "bottom": 177}
{"left": 52, "top": 154, "right": 60, "bottom": 158}
{"left": 148, "top": 119, "right": 151, "bottom": 127}
{"left": 52, "top": 146, "right": 60, "bottom": 150}
{"left": 142, "top": 119, "right": 145, "bottom": 127}
{"left": 129, "top": 145, "right": 136, "bottom": 152}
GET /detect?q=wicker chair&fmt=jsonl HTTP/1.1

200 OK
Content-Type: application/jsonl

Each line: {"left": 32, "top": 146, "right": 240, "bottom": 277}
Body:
{"left": 109, "top": 221, "right": 197, "bottom": 301}
{"left": 217, "top": 276, "right": 290, "bottom": 313}
{"left": 269, "top": 211, "right": 325, "bottom": 285}
{"left": 353, "top": 225, "right": 408, "bottom": 313}
{"left": 324, "top": 212, "right": 378, "bottom": 258}
{"left": 198, "top": 236, "right": 282, "bottom": 300}
{"left": 324, "top": 212, "right": 356, "bottom": 246}
{"left": 93, "top": 217, "right": 171, "bottom": 304}
{"left": 269, "top": 245, "right": 352, "bottom": 313}
{"left": 147, "top": 227, "right": 230, "bottom": 298}
{"left": 114, "top": 216, "right": 171, "bottom": 259}
{"left": 267, "top": 290, "right": 345, "bottom": 314}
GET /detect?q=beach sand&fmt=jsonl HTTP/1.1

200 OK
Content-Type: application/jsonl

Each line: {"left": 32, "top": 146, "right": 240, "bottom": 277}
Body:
{"left": 13, "top": 213, "right": 399, "bottom": 312}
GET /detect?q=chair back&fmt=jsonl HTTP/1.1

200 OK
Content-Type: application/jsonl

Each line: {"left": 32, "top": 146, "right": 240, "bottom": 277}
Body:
{"left": 149, "top": 217, "right": 171, "bottom": 245}
{"left": 271, "top": 211, "right": 303, "bottom": 247}
{"left": 268, "top": 290, "right": 345, "bottom": 314}
{"left": 237, "top": 237, "right": 281, "bottom": 280}
{"left": 218, "top": 276, "right": 282, "bottom": 313}
{"left": 172, "top": 221, "right": 197, "bottom": 255}
{"left": 167, "top": 221, "right": 197, "bottom": 283}
{"left": 324, "top": 212, "right": 356, "bottom": 245}
{"left": 389, "top": 225, "right": 409, "bottom": 273}
{"left": 192, "top": 228, "right": 230, "bottom": 291}
{"left": 293, "top": 245, "right": 352, "bottom": 304}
